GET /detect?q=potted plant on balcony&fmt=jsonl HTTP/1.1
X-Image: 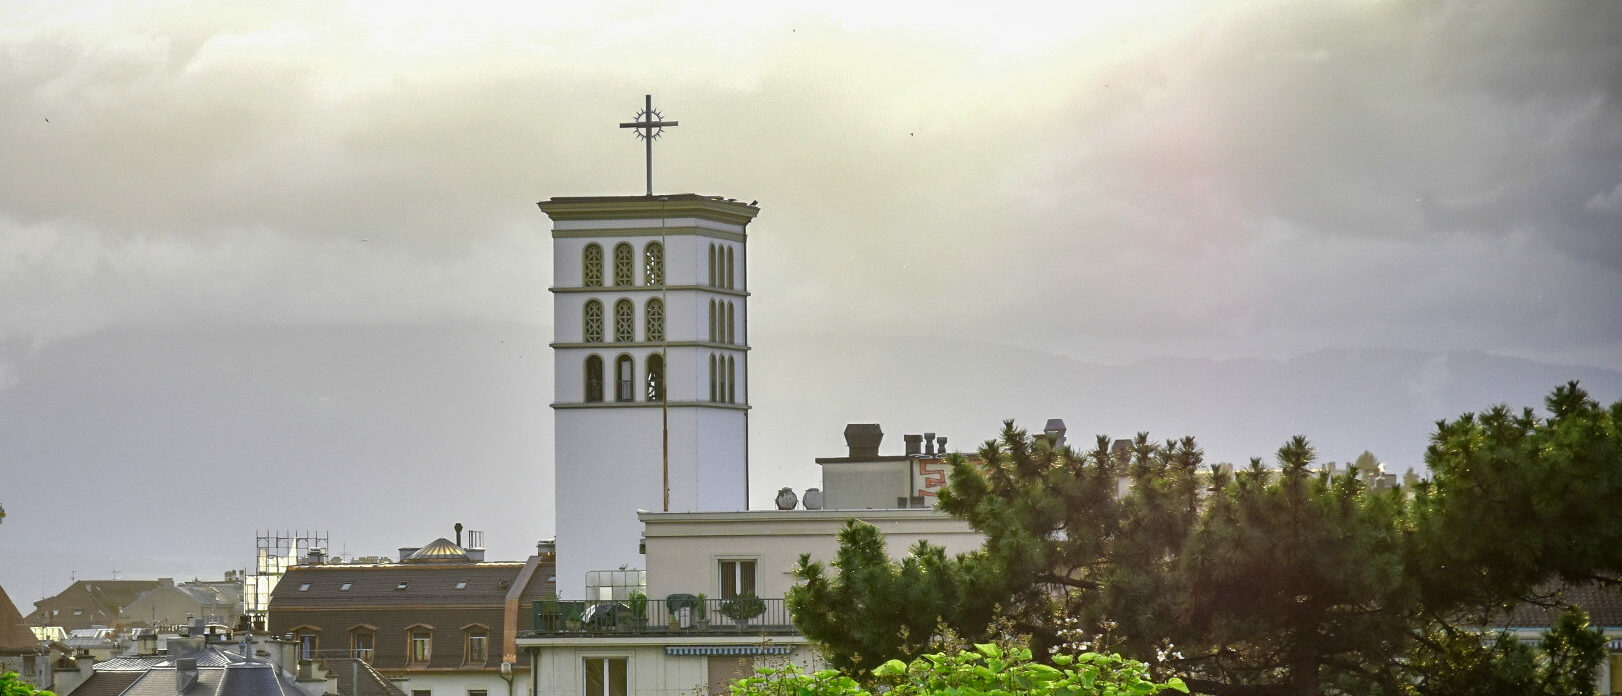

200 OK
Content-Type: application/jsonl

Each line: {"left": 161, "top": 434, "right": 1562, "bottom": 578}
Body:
{"left": 628, "top": 591, "right": 649, "bottom": 630}
{"left": 719, "top": 593, "right": 765, "bottom": 629}
{"left": 693, "top": 593, "right": 710, "bottom": 627}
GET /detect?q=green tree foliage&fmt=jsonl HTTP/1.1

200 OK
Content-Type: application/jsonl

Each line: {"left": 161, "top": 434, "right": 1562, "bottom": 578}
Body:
{"left": 731, "top": 642, "right": 1187, "bottom": 696}
{"left": 788, "top": 383, "right": 1620, "bottom": 696}
{"left": 1, "top": 672, "right": 55, "bottom": 696}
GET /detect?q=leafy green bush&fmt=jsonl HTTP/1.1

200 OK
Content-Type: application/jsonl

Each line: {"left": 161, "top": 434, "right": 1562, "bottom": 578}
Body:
{"left": 731, "top": 643, "right": 1185, "bottom": 696}
{"left": 1, "top": 672, "right": 56, "bottom": 696}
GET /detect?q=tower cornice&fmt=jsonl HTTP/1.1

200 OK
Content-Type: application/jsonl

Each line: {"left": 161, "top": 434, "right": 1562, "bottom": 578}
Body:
{"left": 538, "top": 194, "right": 760, "bottom": 227}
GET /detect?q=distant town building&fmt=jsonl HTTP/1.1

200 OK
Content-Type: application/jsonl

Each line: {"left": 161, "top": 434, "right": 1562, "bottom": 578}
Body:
{"left": 25, "top": 580, "right": 159, "bottom": 631}
{"left": 0, "top": 583, "right": 49, "bottom": 690}
{"left": 267, "top": 529, "right": 553, "bottom": 696}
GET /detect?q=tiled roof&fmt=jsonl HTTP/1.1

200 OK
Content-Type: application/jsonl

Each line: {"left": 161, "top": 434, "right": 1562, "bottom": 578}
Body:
{"left": 71, "top": 672, "right": 144, "bottom": 696}
{"left": 90, "top": 649, "right": 302, "bottom": 696}
{"left": 270, "top": 563, "right": 530, "bottom": 608}
{"left": 321, "top": 657, "right": 409, "bottom": 696}
{"left": 0, "top": 584, "right": 42, "bottom": 654}
{"left": 1495, "top": 583, "right": 1622, "bottom": 629}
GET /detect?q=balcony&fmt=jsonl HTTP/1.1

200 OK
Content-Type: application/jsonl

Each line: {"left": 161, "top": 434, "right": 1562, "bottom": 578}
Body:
{"left": 523, "top": 597, "right": 798, "bottom": 637}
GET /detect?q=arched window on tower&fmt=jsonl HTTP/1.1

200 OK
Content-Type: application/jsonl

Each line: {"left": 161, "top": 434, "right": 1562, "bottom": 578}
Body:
{"left": 613, "top": 243, "right": 634, "bottom": 286}
{"left": 645, "top": 354, "right": 664, "bottom": 401}
{"left": 614, "top": 299, "right": 635, "bottom": 342}
{"left": 728, "top": 356, "right": 737, "bottom": 403}
{"left": 708, "top": 300, "right": 717, "bottom": 342}
{"left": 615, "top": 355, "right": 634, "bottom": 402}
{"left": 583, "top": 244, "right": 603, "bottom": 287}
{"left": 725, "top": 302, "right": 734, "bottom": 344}
{"left": 708, "top": 244, "right": 717, "bottom": 287}
{"left": 725, "top": 247, "right": 735, "bottom": 289}
{"left": 584, "top": 356, "right": 603, "bottom": 402}
{"left": 643, "top": 242, "right": 663, "bottom": 286}
{"left": 583, "top": 300, "right": 604, "bottom": 343}
{"left": 645, "top": 298, "right": 664, "bottom": 342}
{"left": 709, "top": 354, "right": 717, "bottom": 402}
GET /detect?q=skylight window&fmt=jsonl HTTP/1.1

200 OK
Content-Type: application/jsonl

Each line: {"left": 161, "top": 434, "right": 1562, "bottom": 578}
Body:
{"left": 396, "top": 581, "right": 409, "bottom": 590}
{"left": 298, "top": 583, "right": 311, "bottom": 592}
{"left": 339, "top": 583, "right": 352, "bottom": 591}
{"left": 454, "top": 581, "right": 468, "bottom": 590}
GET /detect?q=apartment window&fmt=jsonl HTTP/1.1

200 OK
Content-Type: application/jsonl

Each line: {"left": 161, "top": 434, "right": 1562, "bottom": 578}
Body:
{"left": 707, "top": 244, "right": 717, "bottom": 287}
{"left": 585, "top": 355, "right": 604, "bottom": 402}
{"left": 613, "top": 243, "right": 633, "bottom": 286}
{"left": 708, "top": 354, "right": 717, "bottom": 402}
{"left": 351, "top": 629, "right": 375, "bottom": 662}
{"left": 727, "top": 357, "right": 736, "bottom": 404}
{"left": 583, "top": 300, "right": 604, "bottom": 343}
{"left": 645, "top": 354, "right": 664, "bottom": 401}
{"left": 719, "top": 559, "right": 756, "bottom": 598}
{"left": 725, "top": 302, "right": 734, "bottom": 344}
{"left": 643, "top": 242, "right": 663, "bottom": 286}
{"left": 583, "top": 658, "right": 627, "bottom": 696}
{"left": 408, "top": 628, "right": 432, "bottom": 663}
{"left": 614, "top": 299, "right": 634, "bottom": 342}
{"left": 465, "top": 629, "right": 488, "bottom": 664}
{"left": 615, "top": 355, "right": 634, "bottom": 402}
{"left": 645, "top": 298, "right": 664, "bottom": 342}
{"left": 583, "top": 244, "right": 603, "bottom": 287}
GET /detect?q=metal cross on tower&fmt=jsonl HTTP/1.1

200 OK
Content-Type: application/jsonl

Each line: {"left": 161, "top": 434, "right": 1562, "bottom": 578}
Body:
{"left": 619, "top": 94, "right": 678, "bottom": 196}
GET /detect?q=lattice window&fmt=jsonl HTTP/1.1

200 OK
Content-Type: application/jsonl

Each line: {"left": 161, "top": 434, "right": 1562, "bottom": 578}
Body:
{"left": 613, "top": 243, "right": 634, "bottom": 286}
{"left": 583, "top": 300, "right": 604, "bottom": 343}
{"left": 645, "top": 298, "right": 664, "bottom": 342}
{"left": 614, "top": 299, "right": 634, "bottom": 342}
{"left": 645, "top": 354, "right": 664, "bottom": 401}
{"left": 585, "top": 356, "right": 603, "bottom": 402}
{"left": 583, "top": 244, "right": 603, "bottom": 287}
{"left": 643, "top": 242, "right": 663, "bottom": 286}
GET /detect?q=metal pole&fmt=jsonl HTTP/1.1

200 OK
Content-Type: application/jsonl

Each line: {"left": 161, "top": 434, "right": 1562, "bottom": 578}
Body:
{"left": 660, "top": 197, "right": 670, "bottom": 511}
{"left": 644, "top": 95, "right": 654, "bottom": 196}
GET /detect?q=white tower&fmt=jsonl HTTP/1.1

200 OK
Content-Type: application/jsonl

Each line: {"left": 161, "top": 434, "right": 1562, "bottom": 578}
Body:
{"left": 542, "top": 194, "right": 758, "bottom": 599}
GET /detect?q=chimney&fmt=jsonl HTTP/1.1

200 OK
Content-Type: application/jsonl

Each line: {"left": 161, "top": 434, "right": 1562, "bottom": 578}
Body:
{"left": 923, "top": 433, "right": 936, "bottom": 456}
{"left": 455, "top": 523, "right": 464, "bottom": 547}
{"left": 176, "top": 658, "right": 199, "bottom": 693}
{"left": 399, "top": 547, "right": 420, "bottom": 562}
{"left": 1043, "top": 419, "right": 1067, "bottom": 447}
{"left": 843, "top": 424, "right": 883, "bottom": 458}
{"left": 936, "top": 436, "right": 948, "bottom": 452}
{"left": 536, "top": 539, "right": 556, "bottom": 557}
{"left": 904, "top": 434, "right": 922, "bottom": 456}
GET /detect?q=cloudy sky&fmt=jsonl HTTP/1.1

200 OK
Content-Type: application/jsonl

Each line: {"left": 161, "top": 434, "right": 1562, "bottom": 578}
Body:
{"left": 2, "top": 1, "right": 1621, "bottom": 598}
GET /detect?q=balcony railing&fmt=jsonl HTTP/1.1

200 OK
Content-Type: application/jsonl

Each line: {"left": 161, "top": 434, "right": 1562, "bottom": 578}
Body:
{"left": 524, "top": 597, "right": 797, "bottom": 637}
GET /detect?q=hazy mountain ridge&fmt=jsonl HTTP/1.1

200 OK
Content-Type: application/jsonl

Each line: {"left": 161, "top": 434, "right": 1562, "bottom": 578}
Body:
{"left": 3, "top": 324, "right": 1619, "bottom": 602}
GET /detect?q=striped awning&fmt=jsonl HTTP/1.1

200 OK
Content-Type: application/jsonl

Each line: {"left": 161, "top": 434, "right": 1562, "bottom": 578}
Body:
{"left": 665, "top": 646, "right": 793, "bottom": 656}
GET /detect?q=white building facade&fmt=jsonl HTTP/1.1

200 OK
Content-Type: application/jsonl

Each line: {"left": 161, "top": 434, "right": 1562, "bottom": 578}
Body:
{"left": 542, "top": 195, "right": 760, "bottom": 601}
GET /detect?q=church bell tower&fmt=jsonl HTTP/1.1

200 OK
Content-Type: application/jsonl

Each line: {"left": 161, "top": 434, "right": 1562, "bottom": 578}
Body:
{"left": 541, "top": 194, "right": 758, "bottom": 599}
